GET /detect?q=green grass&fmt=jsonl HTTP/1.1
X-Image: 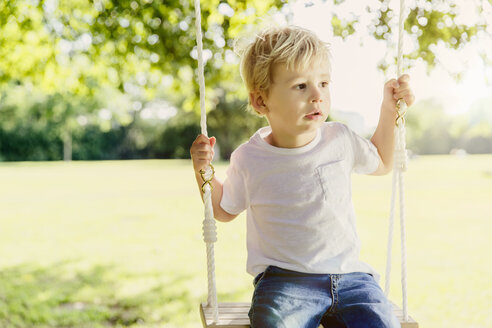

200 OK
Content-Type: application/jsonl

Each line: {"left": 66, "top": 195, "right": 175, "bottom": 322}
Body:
{"left": 0, "top": 156, "right": 491, "bottom": 327}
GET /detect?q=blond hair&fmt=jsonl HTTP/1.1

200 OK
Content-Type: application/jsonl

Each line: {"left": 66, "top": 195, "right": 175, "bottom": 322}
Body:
{"left": 236, "top": 26, "right": 331, "bottom": 110}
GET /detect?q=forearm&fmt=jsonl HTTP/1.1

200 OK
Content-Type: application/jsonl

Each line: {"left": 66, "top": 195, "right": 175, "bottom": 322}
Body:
{"left": 194, "top": 172, "right": 237, "bottom": 222}
{"left": 370, "top": 105, "right": 397, "bottom": 174}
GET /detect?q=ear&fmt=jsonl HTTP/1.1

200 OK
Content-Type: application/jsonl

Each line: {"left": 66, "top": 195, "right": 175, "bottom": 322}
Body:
{"left": 249, "top": 91, "right": 268, "bottom": 115}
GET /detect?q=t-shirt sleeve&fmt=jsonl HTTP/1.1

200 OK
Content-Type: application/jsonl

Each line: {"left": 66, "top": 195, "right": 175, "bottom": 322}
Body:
{"left": 220, "top": 150, "right": 249, "bottom": 215}
{"left": 342, "top": 124, "right": 381, "bottom": 174}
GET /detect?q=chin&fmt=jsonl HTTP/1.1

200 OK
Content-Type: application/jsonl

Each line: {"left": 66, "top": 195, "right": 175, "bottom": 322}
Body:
{"left": 301, "top": 124, "right": 322, "bottom": 134}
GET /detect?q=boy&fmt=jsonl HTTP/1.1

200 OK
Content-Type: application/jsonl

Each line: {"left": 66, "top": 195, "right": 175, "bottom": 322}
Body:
{"left": 190, "top": 26, "right": 414, "bottom": 328}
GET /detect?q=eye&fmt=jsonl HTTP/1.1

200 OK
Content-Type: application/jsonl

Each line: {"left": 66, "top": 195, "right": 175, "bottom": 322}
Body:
{"left": 320, "top": 81, "right": 329, "bottom": 88}
{"left": 295, "top": 83, "right": 306, "bottom": 90}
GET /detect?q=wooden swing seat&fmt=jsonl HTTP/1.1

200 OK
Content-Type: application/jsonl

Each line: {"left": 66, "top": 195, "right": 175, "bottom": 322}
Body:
{"left": 200, "top": 302, "right": 418, "bottom": 328}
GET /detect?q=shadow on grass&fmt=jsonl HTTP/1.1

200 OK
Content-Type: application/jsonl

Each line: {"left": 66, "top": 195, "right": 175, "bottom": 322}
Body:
{"left": 0, "top": 260, "right": 204, "bottom": 327}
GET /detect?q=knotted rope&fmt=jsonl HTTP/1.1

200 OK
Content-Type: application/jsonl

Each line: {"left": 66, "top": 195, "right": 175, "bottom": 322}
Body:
{"left": 384, "top": 0, "right": 409, "bottom": 322}
{"left": 194, "top": 0, "right": 219, "bottom": 323}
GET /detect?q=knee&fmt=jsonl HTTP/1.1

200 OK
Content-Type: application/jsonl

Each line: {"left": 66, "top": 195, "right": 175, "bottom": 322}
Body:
{"left": 353, "top": 302, "right": 400, "bottom": 328}
{"left": 374, "top": 301, "right": 400, "bottom": 328}
{"left": 249, "top": 304, "right": 287, "bottom": 328}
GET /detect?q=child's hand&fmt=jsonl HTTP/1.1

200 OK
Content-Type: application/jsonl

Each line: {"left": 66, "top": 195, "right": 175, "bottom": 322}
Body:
{"left": 190, "top": 134, "right": 216, "bottom": 173}
{"left": 382, "top": 74, "right": 415, "bottom": 112}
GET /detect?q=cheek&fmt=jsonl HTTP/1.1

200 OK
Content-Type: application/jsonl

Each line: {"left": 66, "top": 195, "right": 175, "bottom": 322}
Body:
{"left": 323, "top": 91, "right": 331, "bottom": 105}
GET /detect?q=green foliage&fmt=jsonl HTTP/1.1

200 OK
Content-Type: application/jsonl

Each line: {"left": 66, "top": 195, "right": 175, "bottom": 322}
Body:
{"left": 71, "top": 125, "right": 144, "bottom": 160}
{"left": 0, "top": 0, "right": 285, "bottom": 106}
{"left": 207, "top": 96, "right": 266, "bottom": 159}
{"left": 2, "top": 0, "right": 489, "bottom": 103}
{"left": 0, "top": 262, "right": 188, "bottom": 327}
{"left": 0, "top": 86, "right": 77, "bottom": 161}
{"left": 0, "top": 264, "right": 116, "bottom": 327}
{"left": 150, "top": 95, "right": 266, "bottom": 160}
{"left": 331, "top": 14, "right": 356, "bottom": 39}
{"left": 0, "top": 84, "right": 265, "bottom": 161}
{"left": 0, "top": 123, "right": 62, "bottom": 161}
{"left": 0, "top": 0, "right": 287, "bottom": 160}
{"left": 0, "top": 0, "right": 490, "bottom": 160}
{"left": 332, "top": 0, "right": 489, "bottom": 73}
{"left": 370, "top": 0, "right": 394, "bottom": 42}
{"left": 405, "top": 3, "right": 483, "bottom": 72}
{"left": 148, "top": 112, "right": 201, "bottom": 159}
{"left": 405, "top": 97, "right": 492, "bottom": 154}
{"left": 0, "top": 84, "right": 154, "bottom": 160}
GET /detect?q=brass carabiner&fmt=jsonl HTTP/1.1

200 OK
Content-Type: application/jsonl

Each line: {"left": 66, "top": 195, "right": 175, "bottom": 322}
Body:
{"left": 199, "top": 164, "right": 215, "bottom": 193}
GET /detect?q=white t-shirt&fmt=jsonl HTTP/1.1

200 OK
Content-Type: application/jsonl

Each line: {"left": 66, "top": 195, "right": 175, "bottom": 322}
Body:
{"left": 220, "top": 122, "right": 381, "bottom": 280}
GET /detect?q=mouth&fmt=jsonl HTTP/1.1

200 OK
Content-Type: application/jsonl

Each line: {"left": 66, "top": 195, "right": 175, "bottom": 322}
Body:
{"left": 305, "top": 110, "right": 323, "bottom": 119}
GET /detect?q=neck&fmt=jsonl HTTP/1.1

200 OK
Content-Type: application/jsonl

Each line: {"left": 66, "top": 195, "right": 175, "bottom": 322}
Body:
{"left": 265, "top": 130, "right": 317, "bottom": 148}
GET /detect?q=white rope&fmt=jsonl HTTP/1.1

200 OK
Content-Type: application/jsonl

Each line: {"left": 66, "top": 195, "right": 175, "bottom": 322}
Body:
{"left": 203, "top": 178, "right": 218, "bottom": 322}
{"left": 384, "top": 0, "right": 409, "bottom": 322}
{"left": 194, "top": 0, "right": 208, "bottom": 138}
{"left": 384, "top": 169, "right": 397, "bottom": 295}
{"left": 194, "top": 0, "right": 219, "bottom": 323}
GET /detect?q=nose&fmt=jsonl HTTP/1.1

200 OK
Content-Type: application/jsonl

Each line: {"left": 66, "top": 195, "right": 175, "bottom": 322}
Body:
{"left": 310, "top": 86, "right": 322, "bottom": 103}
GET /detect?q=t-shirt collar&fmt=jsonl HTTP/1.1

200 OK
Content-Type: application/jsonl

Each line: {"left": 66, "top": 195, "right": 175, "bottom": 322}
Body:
{"left": 254, "top": 126, "right": 322, "bottom": 155}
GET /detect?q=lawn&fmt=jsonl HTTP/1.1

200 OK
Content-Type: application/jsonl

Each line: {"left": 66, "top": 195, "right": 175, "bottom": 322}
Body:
{"left": 0, "top": 155, "right": 491, "bottom": 327}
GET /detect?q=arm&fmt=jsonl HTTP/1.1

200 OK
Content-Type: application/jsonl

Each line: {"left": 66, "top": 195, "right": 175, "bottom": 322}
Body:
{"left": 190, "top": 134, "right": 238, "bottom": 222}
{"left": 370, "top": 74, "right": 415, "bottom": 176}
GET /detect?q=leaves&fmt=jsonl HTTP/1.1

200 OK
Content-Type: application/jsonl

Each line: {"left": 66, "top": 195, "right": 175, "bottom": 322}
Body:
{"left": 1, "top": 0, "right": 489, "bottom": 105}
{"left": 0, "top": 0, "right": 490, "bottom": 160}
{"left": 405, "top": 2, "right": 485, "bottom": 69}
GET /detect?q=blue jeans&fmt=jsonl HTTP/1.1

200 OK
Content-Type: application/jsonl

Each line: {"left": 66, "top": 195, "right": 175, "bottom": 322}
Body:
{"left": 249, "top": 266, "right": 400, "bottom": 328}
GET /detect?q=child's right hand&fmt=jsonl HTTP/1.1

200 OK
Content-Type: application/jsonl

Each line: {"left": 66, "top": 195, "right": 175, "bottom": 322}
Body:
{"left": 190, "top": 134, "right": 216, "bottom": 173}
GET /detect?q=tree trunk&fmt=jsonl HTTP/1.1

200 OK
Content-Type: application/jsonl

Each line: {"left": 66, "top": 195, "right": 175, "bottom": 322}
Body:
{"left": 63, "top": 128, "right": 72, "bottom": 161}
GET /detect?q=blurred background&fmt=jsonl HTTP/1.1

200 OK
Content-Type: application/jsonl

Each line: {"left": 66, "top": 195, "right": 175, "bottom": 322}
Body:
{"left": 1, "top": 0, "right": 491, "bottom": 161}
{"left": 0, "top": 0, "right": 491, "bottom": 327}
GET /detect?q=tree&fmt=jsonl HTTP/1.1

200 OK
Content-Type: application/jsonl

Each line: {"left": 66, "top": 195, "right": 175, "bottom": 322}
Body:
{"left": 0, "top": 0, "right": 491, "bottom": 160}
{"left": 328, "top": 0, "right": 490, "bottom": 77}
{"left": 1, "top": 0, "right": 490, "bottom": 106}
{"left": 0, "top": 0, "right": 285, "bottom": 159}
{"left": 405, "top": 96, "right": 492, "bottom": 154}
{"left": 405, "top": 98, "right": 455, "bottom": 154}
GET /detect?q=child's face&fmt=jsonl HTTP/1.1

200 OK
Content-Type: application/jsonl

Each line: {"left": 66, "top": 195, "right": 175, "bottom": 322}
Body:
{"left": 262, "top": 59, "right": 331, "bottom": 146}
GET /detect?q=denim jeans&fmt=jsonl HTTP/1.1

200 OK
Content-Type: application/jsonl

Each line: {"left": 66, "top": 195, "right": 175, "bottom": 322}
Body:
{"left": 249, "top": 266, "right": 400, "bottom": 328}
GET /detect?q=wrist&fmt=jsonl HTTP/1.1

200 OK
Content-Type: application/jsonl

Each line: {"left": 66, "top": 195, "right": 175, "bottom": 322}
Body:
{"left": 194, "top": 166, "right": 207, "bottom": 177}
{"left": 381, "top": 103, "right": 397, "bottom": 117}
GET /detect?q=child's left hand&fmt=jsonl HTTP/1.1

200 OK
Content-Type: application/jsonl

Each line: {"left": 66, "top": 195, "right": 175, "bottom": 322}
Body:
{"left": 382, "top": 74, "right": 415, "bottom": 112}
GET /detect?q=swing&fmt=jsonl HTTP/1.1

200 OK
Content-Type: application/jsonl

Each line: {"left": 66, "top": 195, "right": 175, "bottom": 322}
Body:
{"left": 193, "top": 0, "right": 419, "bottom": 327}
